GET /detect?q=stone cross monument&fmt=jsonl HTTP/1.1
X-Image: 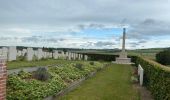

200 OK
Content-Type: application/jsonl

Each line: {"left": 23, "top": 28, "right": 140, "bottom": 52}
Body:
{"left": 122, "top": 28, "right": 126, "bottom": 52}
{"left": 115, "top": 28, "right": 131, "bottom": 64}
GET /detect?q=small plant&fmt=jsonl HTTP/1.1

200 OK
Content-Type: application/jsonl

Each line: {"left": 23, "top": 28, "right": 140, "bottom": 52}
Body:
{"left": 40, "top": 57, "right": 46, "bottom": 60}
{"left": 131, "top": 76, "right": 138, "bottom": 84}
{"left": 74, "top": 63, "right": 83, "bottom": 70}
{"left": 33, "top": 67, "right": 51, "bottom": 81}
{"left": 89, "top": 62, "right": 95, "bottom": 65}
{"left": 32, "top": 55, "right": 38, "bottom": 61}
{"left": 17, "top": 55, "right": 26, "bottom": 61}
{"left": 18, "top": 70, "right": 32, "bottom": 79}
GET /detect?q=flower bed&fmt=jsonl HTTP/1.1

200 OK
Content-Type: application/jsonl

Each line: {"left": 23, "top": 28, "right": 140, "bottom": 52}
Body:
{"left": 7, "top": 61, "right": 105, "bottom": 100}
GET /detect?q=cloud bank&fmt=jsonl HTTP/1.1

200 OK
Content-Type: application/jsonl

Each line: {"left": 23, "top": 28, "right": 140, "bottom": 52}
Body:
{"left": 0, "top": 0, "right": 170, "bottom": 49}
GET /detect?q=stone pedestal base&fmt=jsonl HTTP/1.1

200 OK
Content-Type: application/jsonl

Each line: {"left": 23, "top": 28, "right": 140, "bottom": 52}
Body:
{"left": 113, "top": 57, "right": 132, "bottom": 64}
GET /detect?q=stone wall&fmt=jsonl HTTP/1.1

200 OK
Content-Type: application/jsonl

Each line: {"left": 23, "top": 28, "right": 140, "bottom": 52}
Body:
{"left": 0, "top": 56, "right": 7, "bottom": 100}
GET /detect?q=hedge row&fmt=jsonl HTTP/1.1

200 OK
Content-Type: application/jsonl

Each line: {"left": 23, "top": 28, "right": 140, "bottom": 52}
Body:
{"left": 86, "top": 53, "right": 119, "bottom": 61}
{"left": 86, "top": 53, "right": 136, "bottom": 62}
{"left": 134, "top": 56, "right": 170, "bottom": 100}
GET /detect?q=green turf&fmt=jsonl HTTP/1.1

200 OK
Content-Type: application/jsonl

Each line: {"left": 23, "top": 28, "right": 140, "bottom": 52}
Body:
{"left": 7, "top": 59, "right": 86, "bottom": 70}
{"left": 59, "top": 64, "right": 139, "bottom": 100}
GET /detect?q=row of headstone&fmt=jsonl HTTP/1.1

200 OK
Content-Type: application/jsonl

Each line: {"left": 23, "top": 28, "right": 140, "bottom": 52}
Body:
{"left": 0, "top": 46, "right": 88, "bottom": 61}
{"left": 53, "top": 50, "right": 87, "bottom": 60}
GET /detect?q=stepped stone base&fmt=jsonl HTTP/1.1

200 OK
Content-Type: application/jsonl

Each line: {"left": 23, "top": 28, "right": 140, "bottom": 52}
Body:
{"left": 112, "top": 51, "right": 132, "bottom": 64}
{"left": 114, "top": 57, "right": 132, "bottom": 64}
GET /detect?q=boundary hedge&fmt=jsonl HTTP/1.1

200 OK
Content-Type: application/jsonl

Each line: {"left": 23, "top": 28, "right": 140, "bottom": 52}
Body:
{"left": 134, "top": 56, "right": 170, "bottom": 100}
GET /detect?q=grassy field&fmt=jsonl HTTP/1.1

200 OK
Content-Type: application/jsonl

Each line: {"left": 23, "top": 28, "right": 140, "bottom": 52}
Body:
{"left": 59, "top": 64, "right": 139, "bottom": 100}
{"left": 7, "top": 59, "right": 87, "bottom": 70}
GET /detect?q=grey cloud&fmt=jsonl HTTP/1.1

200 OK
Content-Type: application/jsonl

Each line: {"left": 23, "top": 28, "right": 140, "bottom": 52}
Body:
{"left": 0, "top": 0, "right": 170, "bottom": 48}
{"left": 138, "top": 40, "right": 147, "bottom": 44}
{"left": 94, "top": 41, "right": 115, "bottom": 47}
{"left": 1, "top": 0, "right": 170, "bottom": 26}
{"left": 22, "top": 36, "right": 40, "bottom": 42}
{"left": 128, "top": 18, "right": 170, "bottom": 39}
{"left": 0, "top": 37, "right": 12, "bottom": 40}
{"left": 128, "top": 42, "right": 141, "bottom": 48}
{"left": 22, "top": 36, "right": 60, "bottom": 43}
{"left": 77, "top": 23, "right": 106, "bottom": 30}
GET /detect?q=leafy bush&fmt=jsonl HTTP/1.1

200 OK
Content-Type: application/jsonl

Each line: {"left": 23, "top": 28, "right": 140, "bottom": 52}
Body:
{"left": 7, "top": 73, "right": 66, "bottom": 100}
{"left": 17, "top": 55, "right": 26, "bottom": 61}
{"left": 33, "top": 67, "right": 51, "bottom": 81}
{"left": 18, "top": 70, "right": 32, "bottom": 79}
{"left": 89, "top": 62, "right": 95, "bottom": 65}
{"left": 134, "top": 56, "right": 170, "bottom": 100}
{"left": 156, "top": 49, "right": 170, "bottom": 65}
{"left": 32, "top": 55, "right": 38, "bottom": 61}
{"left": 74, "top": 63, "right": 84, "bottom": 70}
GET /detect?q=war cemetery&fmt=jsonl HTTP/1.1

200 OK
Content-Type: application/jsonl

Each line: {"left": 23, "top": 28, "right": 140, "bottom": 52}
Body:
{"left": 1, "top": 1, "right": 170, "bottom": 100}
{"left": 0, "top": 28, "right": 169, "bottom": 100}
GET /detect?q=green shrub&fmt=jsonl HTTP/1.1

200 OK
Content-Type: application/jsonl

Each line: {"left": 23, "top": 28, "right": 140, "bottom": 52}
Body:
{"left": 32, "top": 55, "right": 38, "bottom": 61}
{"left": 18, "top": 70, "right": 32, "bottom": 79}
{"left": 156, "top": 49, "right": 170, "bottom": 65}
{"left": 17, "top": 55, "right": 26, "bottom": 61}
{"left": 134, "top": 56, "right": 170, "bottom": 100}
{"left": 89, "top": 62, "right": 95, "bottom": 65}
{"left": 33, "top": 67, "right": 51, "bottom": 81}
{"left": 74, "top": 63, "right": 84, "bottom": 70}
{"left": 87, "top": 54, "right": 118, "bottom": 61}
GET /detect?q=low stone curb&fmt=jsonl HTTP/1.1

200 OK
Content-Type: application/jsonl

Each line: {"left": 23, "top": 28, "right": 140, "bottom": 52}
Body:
{"left": 7, "top": 66, "right": 48, "bottom": 75}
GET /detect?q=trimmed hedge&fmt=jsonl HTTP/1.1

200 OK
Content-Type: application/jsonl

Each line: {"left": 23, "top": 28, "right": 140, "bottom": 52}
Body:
{"left": 156, "top": 49, "right": 170, "bottom": 65}
{"left": 134, "top": 56, "right": 170, "bottom": 100}
{"left": 83, "top": 53, "right": 118, "bottom": 61}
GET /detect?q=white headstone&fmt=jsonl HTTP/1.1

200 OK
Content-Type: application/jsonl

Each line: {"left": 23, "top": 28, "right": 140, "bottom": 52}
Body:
{"left": 49, "top": 52, "right": 53, "bottom": 58}
{"left": 17, "top": 50, "right": 22, "bottom": 56}
{"left": 68, "top": 52, "right": 71, "bottom": 60}
{"left": 27, "top": 48, "right": 33, "bottom": 61}
{"left": 71, "top": 53, "right": 74, "bottom": 60}
{"left": 61, "top": 51, "right": 65, "bottom": 59}
{"left": 78, "top": 54, "right": 81, "bottom": 60}
{"left": 80, "top": 54, "right": 83, "bottom": 60}
{"left": 22, "top": 49, "right": 27, "bottom": 56}
{"left": 54, "top": 50, "right": 59, "bottom": 59}
{"left": 37, "top": 48, "right": 43, "bottom": 60}
{"left": 84, "top": 55, "right": 88, "bottom": 60}
{"left": 8, "top": 46, "right": 17, "bottom": 61}
{"left": 43, "top": 52, "right": 47, "bottom": 58}
{"left": 72, "top": 53, "right": 75, "bottom": 60}
{"left": 138, "top": 64, "right": 144, "bottom": 86}
{"left": 33, "top": 50, "right": 38, "bottom": 57}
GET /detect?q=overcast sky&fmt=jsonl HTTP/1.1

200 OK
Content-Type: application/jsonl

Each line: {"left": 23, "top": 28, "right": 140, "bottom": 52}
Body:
{"left": 0, "top": 0, "right": 170, "bottom": 49}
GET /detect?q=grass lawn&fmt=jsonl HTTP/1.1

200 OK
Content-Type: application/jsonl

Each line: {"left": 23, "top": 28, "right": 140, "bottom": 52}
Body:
{"left": 7, "top": 59, "right": 88, "bottom": 70}
{"left": 59, "top": 64, "right": 139, "bottom": 100}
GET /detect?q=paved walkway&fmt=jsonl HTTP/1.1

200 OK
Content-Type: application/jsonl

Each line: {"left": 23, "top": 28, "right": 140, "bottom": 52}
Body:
{"left": 59, "top": 64, "right": 139, "bottom": 100}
